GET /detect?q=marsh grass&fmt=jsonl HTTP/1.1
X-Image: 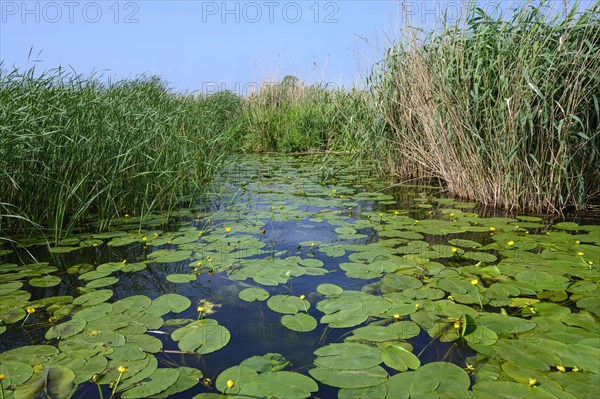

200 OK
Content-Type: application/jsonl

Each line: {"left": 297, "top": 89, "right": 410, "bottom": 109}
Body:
{"left": 0, "top": 66, "right": 241, "bottom": 241}
{"left": 238, "top": 76, "right": 377, "bottom": 153}
{"left": 371, "top": 0, "right": 600, "bottom": 213}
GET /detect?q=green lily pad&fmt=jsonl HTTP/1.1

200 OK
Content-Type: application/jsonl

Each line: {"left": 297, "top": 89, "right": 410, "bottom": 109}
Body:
{"left": 239, "top": 287, "right": 270, "bottom": 302}
{"left": 173, "top": 320, "right": 231, "bottom": 354}
{"left": 317, "top": 283, "right": 344, "bottom": 296}
{"left": 85, "top": 276, "right": 119, "bottom": 288}
{"left": 149, "top": 249, "right": 193, "bottom": 263}
{"left": 314, "top": 343, "right": 382, "bottom": 370}
{"left": 281, "top": 313, "right": 317, "bottom": 332}
{"left": 267, "top": 295, "right": 309, "bottom": 314}
{"left": 0, "top": 282, "right": 23, "bottom": 295}
{"left": 121, "top": 368, "right": 180, "bottom": 398}
{"left": 240, "top": 371, "right": 319, "bottom": 399}
{"left": 45, "top": 319, "right": 87, "bottom": 340}
{"left": 149, "top": 294, "right": 192, "bottom": 314}
{"left": 309, "top": 365, "right": 387, "bottom": 389}
{"left": 29, "top": 275, "right": 61, "bottom": 287}
{"left": 14, "top": 365, "right": 76, "bottom": 399}
{"left": 166, "top": 274, "right": 197, "bottom": 283}
{"left": 381, "top": 345, "right": 421, "bottom": 371}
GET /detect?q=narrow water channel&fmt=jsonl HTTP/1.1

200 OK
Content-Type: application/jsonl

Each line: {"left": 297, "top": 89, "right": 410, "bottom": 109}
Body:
{"left": 1, "top": 154, "right": 598, "bottom": 399}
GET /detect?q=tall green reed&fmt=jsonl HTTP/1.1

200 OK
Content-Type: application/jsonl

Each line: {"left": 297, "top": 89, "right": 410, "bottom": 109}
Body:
{"left": 0, "top": 66, "right": 241, "bottom": 242}
{"left": 370, "top": 0, "right": 599, "bottom": 213}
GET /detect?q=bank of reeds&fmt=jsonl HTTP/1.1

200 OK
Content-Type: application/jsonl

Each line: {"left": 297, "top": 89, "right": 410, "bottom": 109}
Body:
{"left": 0, "top": 66, "right": 242, "bottom": 241}
{"left": 237, "top": 76, "right": 380, "bottom": 154}
{"left": 371, "top": 0, "right": 600, "bottom": 212}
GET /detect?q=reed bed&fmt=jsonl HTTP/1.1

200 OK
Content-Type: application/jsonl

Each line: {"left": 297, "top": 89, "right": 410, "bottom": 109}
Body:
{"left": 238, "top": 76, "right": 374, "bottom": 153}
{"left": 0, "top": 66, "right": 241, "bottom": 241}
{"left": 370, "top": 0, "right": 600, "bottom": 213}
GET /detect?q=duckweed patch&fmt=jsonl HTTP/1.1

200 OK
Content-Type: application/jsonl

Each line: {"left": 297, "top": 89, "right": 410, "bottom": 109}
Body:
{"left": 1, "top": 155, "right": 599, "bottom": 398}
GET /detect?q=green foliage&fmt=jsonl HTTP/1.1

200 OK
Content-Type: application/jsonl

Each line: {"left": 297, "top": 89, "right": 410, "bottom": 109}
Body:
{"left": 371, "top": 0, "right": 600, "bottom": 212}
{"left": 0, "top": 67, "right": 242, "bottom": 241}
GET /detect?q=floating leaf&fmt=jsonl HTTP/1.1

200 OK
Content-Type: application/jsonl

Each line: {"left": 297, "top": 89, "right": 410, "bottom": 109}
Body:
{"left": 317, "top": 283, "right": 344, "bottom": 296}
{"left": 267, "top": 295, "right": 309, "bottom": 314}
{"left": 314, "top": 343, "right": 382, "bottom": 370}
{"left": 85, "top": 276, "right": 119, "bottom": 288}
{"left": 149, "top": 294, "right": 192, "bottom": 314}
{"left": 29, "top": 275, "right": 61, "bottom": 287}
{"left": 309, "top": 366, "right": 387, "bottom": 389}
{"left": 381, "top": 345, "right": 421, "bottom": 371}
{"left": 239, "top": 287, "right": 270, "bottom": 302}
{"left": 166, "top": 274, "right": 197, "bottom": 283}
{"left": 45, "top": 319, "right": 87, "bottom": 340}
{"left": 121, "top": 368, "right": 180, "bottom": 398}
{"left": 281, "top": 313, "right": 317, "bottom": 332}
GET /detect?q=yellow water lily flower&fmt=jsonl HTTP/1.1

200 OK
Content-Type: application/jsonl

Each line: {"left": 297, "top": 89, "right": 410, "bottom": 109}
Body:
{"left": 528, "top": 378, "right": 537, "bottom": 387}
{"left": 202, "top": 378, "right": 212, "bottom": 386}
{"left": 0, "top": 373, "right": 5, "bottom": 380}
{"left": 393, "top": 314, "right": 401, "bottom": 321}
{"left": 27, "top": 307, "right": 35, "bottom": 314}
{"left": 449, "top": 213, "right": 455, "bottom": 217}
{"left": 471, "top": 279, "right": 479, "bottom": 285}
{"left": 556, "top": 365, "right": 566, "bottom": 372}
{"left": 447, "top": 296, "right": 455, "bottom": 301}
{"left": 142, "top": 236, "right": 147, "bottom": 241}
{"left": 451, "top": 247, "right": 458, "bottom": 253}
{"left": 572, "top": 366, "right": 581, "bottom": 372}
{"left": 154, "top": 233, "right": 159, "bottom": 238}
{"left": 507, "top": 241, "right": 515, "bottom": 246}
{"left": 118, "top": 366, "right": 128, "bottom": 373}
{"left": 394, "top": 211, "right": 400, "bottom": 215}
{"left": 415, "top": 303, "right": 420, "bottom": 308}
{"left": 226, "top": 380, "right": 235, "bottom": 388}
{"left": 575, "top": 240, "right": 580, "bottom": 245}
{"left": 122, "top": 259, "right": 127, "bottom": 265}
{"left": 225, "top": 227, "right": 231, "bottom": 233}
{"left": 489, "top": 226, "right": 496, "bottom": 232}
{"left": 197, "top": 306, "right": 206, "bottom": 313}
{"left": 454, "top": 321, "right": 461, "bottom": 329}
{"left": 299, "top": 295, "right": 306, "bottom": 301}
{"left": 577, "top": 251, "right": 584, "bottom": 256}
{"left": 465, "top": 364, "right": 475, "bottom": 372}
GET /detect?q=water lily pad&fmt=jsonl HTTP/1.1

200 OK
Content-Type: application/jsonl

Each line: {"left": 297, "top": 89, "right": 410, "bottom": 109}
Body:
{"left": 240, "top": 353, "right": 290, "bottom": 373}
{"left": 121, "top": 368, "right": 180, "bottom": 398}
{"left": 85, "top": 276, "right": 119, "bottom": 288}
{"left": 29, "top": 275, "right": 61, "bottom": 287}
{"left": 239, "top": 287, "right": 270, "bottom": 302}
{"left": 314, "top": 343, "right": 382, "bottom": 370}
{"left": 267, "top": 295, "right": 309, "bottom": 314}
{"left": 309, "top": 365, "right": 387, "bottom": 389}
{"left": 149, "top": 249, "right": 193, "bottom": 263}
{"left": 46, "top": 319, "right": 87, "bottom": 340}
{"left": 0, "top": 360, "right": 33, "bottom": 385}
{"left": 381, "top": 345, "right": 421, "bottom": 371}
{"left": 281, "top": 313, "right": 317, "bottom": 332}
{"left": 149, "top": 294, "right": 192, "bottom": 314}
{"left": 166, "top": 274, "right": 197, "bottom": 283}
{"left": 73, "top": 289, "right": 113, "bottom": 307}
{"left": 13, "top": 365, "right": 76, "bottom": 399}
{"left": 215, "top": 365, "right": 258, "bottom": 395}
{"left": 151, "top": 367, "right": 203, "bottom": 398}
{"left": 0, "top": 282, "right": 23, "bottom": 295}
{"left": 240, "top": 371, "right": 319, "bottom": 399}
{"left": 317, "top": 283, "right": 344, "bottom": 296}
{"left": 174, "top": 320, "right": 231, "bottom": 355}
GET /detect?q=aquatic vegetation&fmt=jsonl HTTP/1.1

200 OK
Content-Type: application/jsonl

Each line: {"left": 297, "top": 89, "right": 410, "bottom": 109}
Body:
{"left": 0, "top": 67, "right": 242, "bottom": 242}
{"left": 370, "top": 0, "right": 600, "bottom": 212}
{"left": 1, "top": 154, "right": 598, "bottom": 398}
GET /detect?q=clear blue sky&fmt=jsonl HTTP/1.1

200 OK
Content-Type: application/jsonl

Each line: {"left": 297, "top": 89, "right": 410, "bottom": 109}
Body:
{"left": 0, "top": 1, "right": 586, "bottom": 93}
